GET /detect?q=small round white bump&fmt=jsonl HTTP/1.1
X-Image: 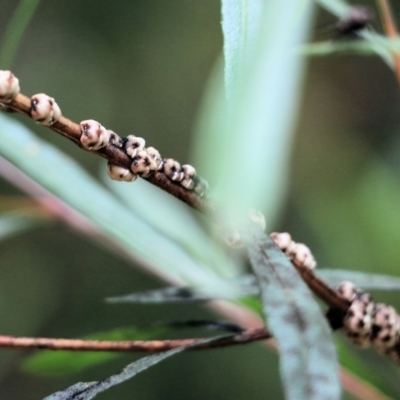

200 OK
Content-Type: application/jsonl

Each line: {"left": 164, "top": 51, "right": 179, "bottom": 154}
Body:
{"left": 291, "top": 243, "right": 316, "bottom": 269}
{"left": 193, "top": 177, "right": 209, "bottom": 197}
{"left": 79, "top": 120, "right": 110, "bottom": 150}
{"left": 107, "top": 162, "right": 137, "bottom": 182}
{"left": 0, "top": 70, "right": 20, "bottom": 103}
{"left": 131, "top": 149, "right": 156, "bottom": 178}
{"left": 270, "top": 232, "right": 292, "bottom": 252}
{"left": 249, "top": 210, "right": 266, "bottom": 231}
{"left": 146, "top": 147, "right": 163, "bottom": 170}
{"left": 30, "top": 93, "right": 61, "bottom": 125}
{"left": 163, "top": 158, "right": 184, "bottom": 182}
{"left": 125, "top": 135, "right": 146, "bottom": 158}
{"left": 223, "top": 229, "right": 243, "bottom": 249}
{"left": 336, "top": 281, "right": 357, "bottom": 302}
{"left": 181, "top": 164, "right": 196, "bottom": 190}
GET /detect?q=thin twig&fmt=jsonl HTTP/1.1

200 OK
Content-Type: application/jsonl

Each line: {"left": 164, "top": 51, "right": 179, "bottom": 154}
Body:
{"left": 0, "top": 327, "right": 270, "bottom": 352}
{"left": 376, "top": 0, "right": 400, "bottom": 85}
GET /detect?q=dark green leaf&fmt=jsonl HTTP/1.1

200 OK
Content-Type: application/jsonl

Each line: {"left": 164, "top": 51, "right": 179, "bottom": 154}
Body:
{"left": 0, "top": 0, "right": 42, "bottom": 68}
{"left": 0, "top": 213, "right": 46, "bottom": 241}
{"left": 242, "top": 226, "right": 340, "bottom": 400}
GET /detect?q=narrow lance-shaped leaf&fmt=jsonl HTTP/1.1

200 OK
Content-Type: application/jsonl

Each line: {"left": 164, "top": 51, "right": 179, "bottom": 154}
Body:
{"left": 42, "top": 335, "right": 230, "bottom": 400}
{"left": 194, "top": 0, "right": 315, "bottom": 224}
{"left": 241, "top": 226, "right": 340, "bottom": 400}
{"left": 221, "top": 0, "right": 264, "bottom": 100}
{"left": 106, "top": 275, "right": 258, "bottom": 304}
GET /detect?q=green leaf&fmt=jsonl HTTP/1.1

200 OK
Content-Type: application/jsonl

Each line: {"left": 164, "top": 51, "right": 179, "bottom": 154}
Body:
{"left": 318, "top": 270, "right": 400, "bottom": 291}
{"left": 0, "top": 0, "right": 42, "bottom": 69}
{"left": 23, "top": 327, "right": 167, "bottom": 375}
{"left": 301, "top": 38, "right": 400, "bottom": 58}
{"left": 194, "top": 0, "right": 315, "bottom": 225}
{"left": 221, "top": 0, "right": 264, "bottom": 100}
{"left": 106, "top": 275, "right": 258, "bottom": 304}
{"left": 242, "top": 226, "right": 340, "bottom": 400}
{"left": 42, "top": 335, "right": 230, "bottom": 400}
{"left": 0, "top": 113, "right": 237, "bottom": 298}
{"left": 314, "top": 0, "right": 395, "bottom": 67}
{"left": 105, "top": 173, "right": 243, "bottom": 278}
{"left": 0, "top": 213, "right": 46, "bottom": 241}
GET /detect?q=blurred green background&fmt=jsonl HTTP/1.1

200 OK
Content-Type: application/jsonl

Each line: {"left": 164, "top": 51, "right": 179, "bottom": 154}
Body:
{"left": 1, "top": 0, "right": 400, "bottom": 399}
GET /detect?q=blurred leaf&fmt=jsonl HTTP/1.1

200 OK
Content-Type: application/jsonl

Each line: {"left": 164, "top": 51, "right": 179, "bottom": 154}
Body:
{"left": 221, "top": 0, "right": 264, "bottom": 100}
{"left": 106, "top": 286, "right": 212, "bottom": 304}
{"left": 194, "top": 0, "right": 315, "bottom": 226}
{"left": 335, "top": 338, "right": 395, "bottom": 399}
{"left": 0, "top": 113, "right": 237, "bottom": 298}
{"left": 242, "top": 226, "right": 340, "bottom": 400}
{"left": 0, "top": 213, "right": 46, "bottom": 241}
{"left": 301, "top": 38, "right": 400, "bottom": 58}
{"left": 106, "top": 174, "right": 243, "bottom": 278}
{"left": 23, "top": 326, "right": 168, "bottom": 375}
{"left": 106, "top": 275, "right": 258, "bottom": 304}
{"left": 315, "top": 0, "right": 394, "bottom": 67}
{"left": 0, "top": 0, "right": 41, "bottom": 69}
{"left": 42, "top": 335, "right": 230, "bottom": 400}
{"left": 318, "top": 270, "right": 400, "bottom": 291}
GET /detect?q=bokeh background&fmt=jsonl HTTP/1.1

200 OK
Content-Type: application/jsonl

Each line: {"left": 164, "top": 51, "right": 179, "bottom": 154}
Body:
{"left": 0, "top": 0, "right": 400, "bottom": 399}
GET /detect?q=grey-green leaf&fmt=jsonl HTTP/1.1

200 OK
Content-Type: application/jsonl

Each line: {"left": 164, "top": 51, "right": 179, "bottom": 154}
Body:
{"left": 42, "top": 336, "right": 228, "bottom": 400}
{"left": 318, "top": 269, "right": 400, "bottom": 291}
{"left": 242, "top": 226, "right": 340, "bottom": 400}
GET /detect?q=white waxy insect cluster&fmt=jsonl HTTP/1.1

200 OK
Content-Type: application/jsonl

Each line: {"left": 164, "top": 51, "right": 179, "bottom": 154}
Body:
{"left": 78, "top": 119, "right": 207, "bottom": 194}
{"left": 30, "top": 93, "right": 62, "bottom": 125}
{"left": 336, "top": 281, "right": 400, "bottom": 358}
{"left": 0, "top": 70, "right": 20, "bottom": 103}
{"left": 270, "top": 232, "right": 317, "bottom": 270}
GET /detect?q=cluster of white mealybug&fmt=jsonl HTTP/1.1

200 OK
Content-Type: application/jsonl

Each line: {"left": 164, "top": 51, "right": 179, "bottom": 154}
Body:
{"left": 31, "top": 93, "right": 62, "bottom": 125}
{"left": 336, "top": 281, "right": 400, "bottom": 358}
{"left": 270, "top": 232, "right": 317, "bottom": 270}
{"left": 77, "top": 119, "right": 208, "bottom": 195}
{"left": 0, "top": 70, "right": 208, "bottom": 196}
{"left": 0, "top": 70, "right": 20, "bottom": 103}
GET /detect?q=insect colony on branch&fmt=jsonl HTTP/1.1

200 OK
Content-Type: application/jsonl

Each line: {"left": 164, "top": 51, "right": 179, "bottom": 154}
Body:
{"left": 1, "top": 69, "right": 400, "bottom": 360}
{"left": 0, "top": 70, "right": 208, "bottom": 197}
